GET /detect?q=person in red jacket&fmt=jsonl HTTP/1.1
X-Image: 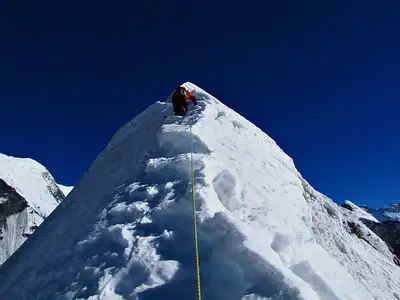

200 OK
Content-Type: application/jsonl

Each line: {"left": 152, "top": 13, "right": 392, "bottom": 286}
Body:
{"left": 171, "top": 86, "right": 197, "bottom": 116}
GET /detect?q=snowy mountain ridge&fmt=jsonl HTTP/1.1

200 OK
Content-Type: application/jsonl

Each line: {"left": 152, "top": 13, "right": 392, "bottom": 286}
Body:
{"left": 0, "top": 82, "right": 399, "bottom": 300}
{"left": 342, "top": 200, "right": 400, "bottom": 268}
{"left": 342, "top": 200, "right": 400, "bottom": 223}
{"left": 369, "top": 202, "right": 400, "bottom": 222}
{"left": 341, "top": 200, "right": 379, "bottom": 223}
{"left": 0, "top": 154, "right": 64, "bottom": 216}
{"left": 57, "top": 184, "right": 74, "bottom": 197}
{"left": 343, "top": 200, "right": 400, "bottom": 222}
{"left": 0, "top": 153, "right": 65, "bottom": 264}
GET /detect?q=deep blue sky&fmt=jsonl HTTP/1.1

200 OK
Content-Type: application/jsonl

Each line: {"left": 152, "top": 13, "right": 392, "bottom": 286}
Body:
{"left": 1, "top": 1, "right": 400, "bottom": 208}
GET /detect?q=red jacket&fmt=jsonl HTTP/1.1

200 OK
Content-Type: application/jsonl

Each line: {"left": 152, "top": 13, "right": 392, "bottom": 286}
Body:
{"left": 172, "top": 87, "right": 198, "bottom": 106}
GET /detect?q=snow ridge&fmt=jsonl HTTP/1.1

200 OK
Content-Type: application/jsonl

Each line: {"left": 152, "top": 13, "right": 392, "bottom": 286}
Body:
{"left": 342, "top": 200, "right": 400, "bottom": 267}
{"left": 342, "top": 200, "right": 379, "bottom": 223}
{"left": 0, "top": 154, "right": 64, "bottom": 264}
{"left": 0, "top": 154, "right": 63, "bottom": 216}
{"left": 57, "top": 184, "right": 74, "bottom": 196}
{"left": 374, "top": 202, "right": 400, "bottom": 222}
{"left": 0, "top": 83, "right": 399, "bottom": 300}
{"left": 344, "top": 200, "right": 400, "bottom": 223}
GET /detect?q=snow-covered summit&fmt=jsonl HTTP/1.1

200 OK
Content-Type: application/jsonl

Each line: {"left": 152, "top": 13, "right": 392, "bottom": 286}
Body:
{"left": 57, "top": 184, "right": 74, "bottom": 196}
{"left": 0, "top": 154, "right": 65, "bottom": 264}
{"left": 0, "top": 82, "right": 399, "bottom": 300}
{"left": 0, "top": 154, "right": 64, "bottom": 216}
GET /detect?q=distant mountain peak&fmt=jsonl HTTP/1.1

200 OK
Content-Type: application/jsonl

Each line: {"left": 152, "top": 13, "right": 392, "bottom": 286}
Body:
{"left": 56, "top": 184, "right": 74, "bottom": 197}
{"left": 0, "top": 154, "right": 64, "bottom": 264}
{"left": 342, "top": 199, "right": 400, "bottom": 267}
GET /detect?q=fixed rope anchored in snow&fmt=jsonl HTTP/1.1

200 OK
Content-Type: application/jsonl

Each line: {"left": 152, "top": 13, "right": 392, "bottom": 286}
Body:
{"left": 189, "top": 125, "right": 202, "bottom": 300}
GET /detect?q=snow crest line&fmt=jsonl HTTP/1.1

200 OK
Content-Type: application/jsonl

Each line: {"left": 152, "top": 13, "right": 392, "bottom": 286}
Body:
{"left": 1, "top": 82, "right": 400, "bottom": 300}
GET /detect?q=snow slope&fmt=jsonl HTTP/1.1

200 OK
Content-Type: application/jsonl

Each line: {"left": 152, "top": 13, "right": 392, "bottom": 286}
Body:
{"left": 57, "top": 184, "right": 74, "bottom": 196}
{"left": 0, "top": 154, "right": 64, "bottom": 264}
{"left": 0, "top": 82, "right": 399, "bottom": 300}
{"left": 342, "top": 200, "right": 400, "bottom": 266}
{"left": 343, "top": 200, "right": 400, "bottom": 222}
{"left": 341, "top": 200, "right": 379, "bottom": 222}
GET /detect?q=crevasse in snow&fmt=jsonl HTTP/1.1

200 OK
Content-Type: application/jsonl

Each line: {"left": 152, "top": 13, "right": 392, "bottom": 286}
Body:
{"left": 0, "top": 82, "right": 399, "bottom": 300}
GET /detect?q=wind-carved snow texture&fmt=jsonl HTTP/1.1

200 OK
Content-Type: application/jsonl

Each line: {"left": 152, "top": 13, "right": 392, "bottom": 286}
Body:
{"left": 0, "top": 82, "right": 400, "bottom": 300}
{"left": 212, "top": 169, "right": 240, "bottom": 213}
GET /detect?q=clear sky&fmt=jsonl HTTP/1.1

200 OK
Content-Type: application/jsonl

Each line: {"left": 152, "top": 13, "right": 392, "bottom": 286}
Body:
{"left": 1, "top": 1, "right": 400, "bottom": 208}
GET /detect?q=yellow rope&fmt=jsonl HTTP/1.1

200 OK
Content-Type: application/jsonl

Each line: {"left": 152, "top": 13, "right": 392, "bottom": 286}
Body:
{"left": 190, "top": 125, "right": 202, "bottom": 300}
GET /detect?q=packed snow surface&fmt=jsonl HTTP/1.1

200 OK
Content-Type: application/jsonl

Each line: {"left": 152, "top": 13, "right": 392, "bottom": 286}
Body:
{"left": 58, "top": 184, "right": 74, "bottom": 196}
{"left": 0, "top": 83, "right": 399, "bottom": 300}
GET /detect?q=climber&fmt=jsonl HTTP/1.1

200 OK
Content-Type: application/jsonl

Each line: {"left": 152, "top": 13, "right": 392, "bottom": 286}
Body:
{"left": 171, "top": 86, "right": 197, "bottom": 116}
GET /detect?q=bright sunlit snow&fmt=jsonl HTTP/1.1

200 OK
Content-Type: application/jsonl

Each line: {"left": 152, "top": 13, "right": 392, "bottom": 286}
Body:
{"left": 345, "top": 200, "right": 400, "bottom": 223}
{"left": 374, "top": 203, "right": 400, "bottom": 222}
{"left": 0, "top": 83, "right": 399, "bottom": 300}
{"left": 57, "top": 184, "right": 74, "bottom": 196}
{"left": 0, "top": 154, "right": 63, "bottom": 217}
{"left": 0, "top": 154, "right": 64, "bottom": 264}
{"left": 343, "top": 200, "right": 379, "bottom": 223}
